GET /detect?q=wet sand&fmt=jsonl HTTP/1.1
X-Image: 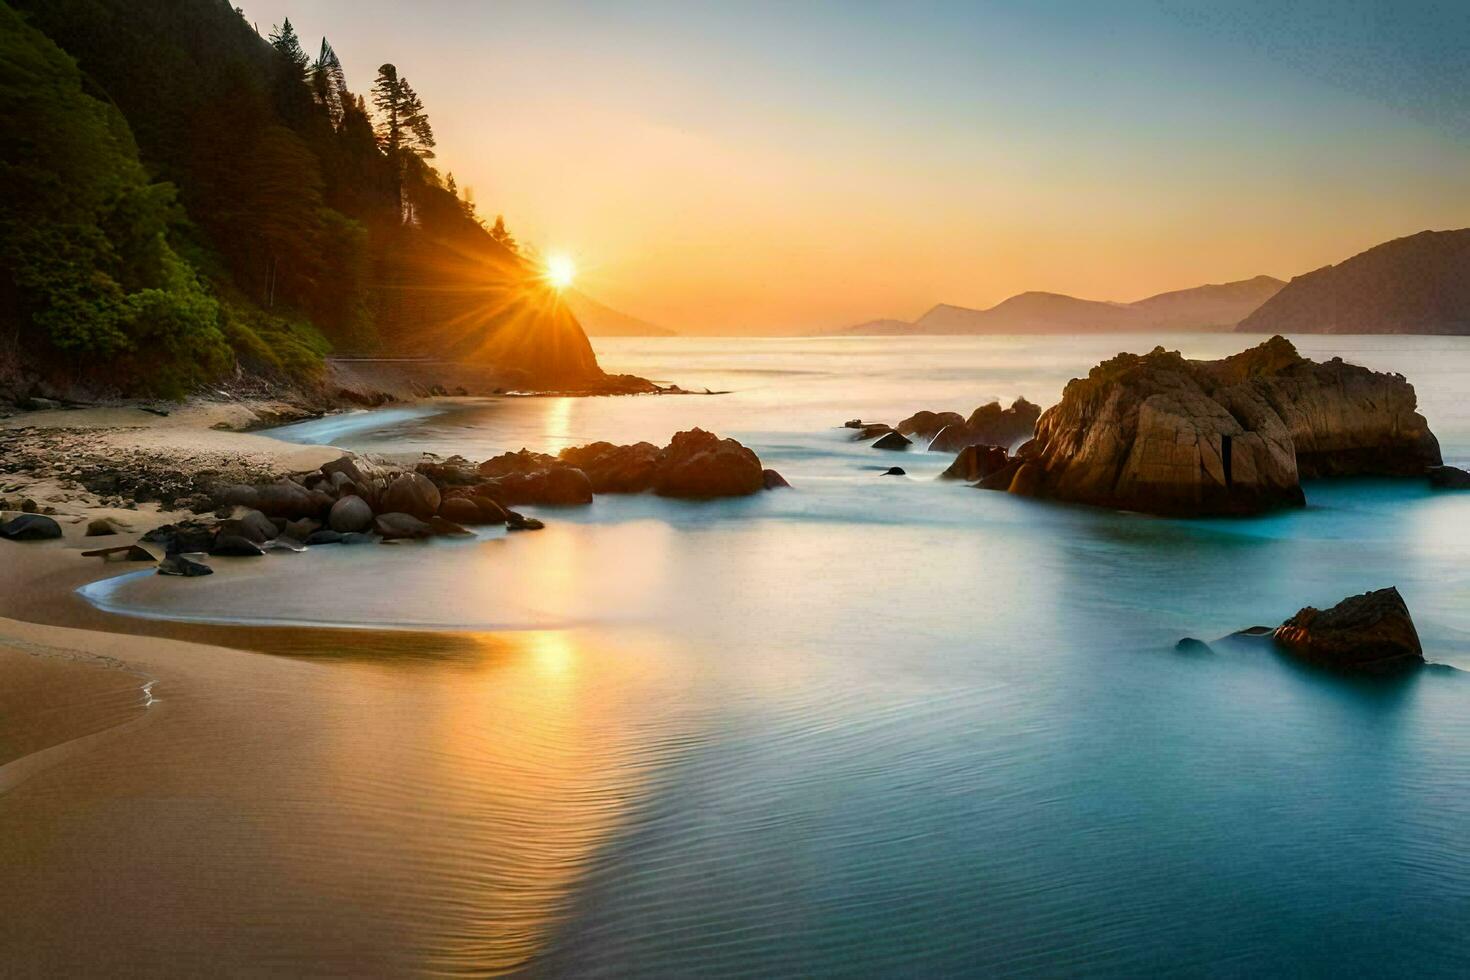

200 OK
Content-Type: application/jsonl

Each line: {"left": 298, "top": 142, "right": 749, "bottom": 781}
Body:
{"left": 0, "top": 538, "right": 684, "bottom": 975}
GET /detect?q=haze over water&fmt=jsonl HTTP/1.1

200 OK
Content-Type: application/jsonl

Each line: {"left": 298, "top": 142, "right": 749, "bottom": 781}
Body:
{"left": 82, "top": 335, "right": 1470, "bottom": 974}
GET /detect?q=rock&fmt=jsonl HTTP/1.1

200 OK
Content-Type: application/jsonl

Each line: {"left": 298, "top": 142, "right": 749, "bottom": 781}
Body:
{"left": 85, "top": 518, "right": 124, "bottom": 536}
{"left": 762, "top": 468, "right": 790, "bottom": 489}
{"left": 842, "top": 419, "right": 865, "bottom": 428}
{"left": 542, "top": 466, "right": 594, "bottom": 505}
{"left": 219, "top": 484, "right": 259, "bottom": 508}
{"left": 20, "top": 498, "right": 37, "bottom": 512}
{"left": 896, "top": 410, "right": 965, "bottom": 440}
{"left": 429, "top": 516, "right": 474, "bottom": 537}
{"left": 438, "top": 496, "right": 484, "bottom": 525}
{"left": 1010, "top": 337, "right": 1441, "bottom": 516}
{"left": 328, "top": 495, "right": 374, "bottom": 533}
{"left": 1427, "top": 465, "right": 1470, "bottom": 489}
{"left": 505, "top": 510, "right": 545, "bottom": 531}
{"left": 239, "top": 509, "right": 279, "bottom": 542}
{"left": 255, "top": 480, "right": 332, "bottom": 519}
{"left": 1175, "top": 637, "right": 1213, "bottom": 654}
{"left": 559, "top": 441, "right": 662, "bottom": 493}
{"left": 883, "top": 466, "right": 906, "bottom": 476}
{"left": 262, "top": 537, "right": 307, "bottom": 553}
{"left": 340, "top": 532, "right": 379, "bottom": 546}
{"left": 1272, "top": 587, "right": 1423, "bottom": 670}
{"left": 416, "top": 455, "right": 480, "bottom": 487}
{"left": 872, "top": 431, "right": 912, "bottom": 451}
{"left": 374, "top": 512, "right": 435, "bottom": 540}
{"left": 303, "top": 529, "right": 345, "bottom": 546}
{"left": 653, "top": 429, "right": 766, "bottom": 498}
{"left": 282, "top": 518, "right": 321, "bottom": 541}
{"left": 81, "top": 544, "right": 155, "bottom": 562}
{"left": 158, "top": 555, "right": 212, "bottom": 577}
{"left": 926, "top": 399, "right": 1042, "bottom": 453}
{"left": 478, "top": 449, "right": 563, "bottom": 479}
{"left": 381, "top": 473, "right": 442, "bottom": 520}
{"left": 142, "top": 521, "right": 216, "bottom": 555}
{"left": 0, "top": 514, "right": 62, "bottom": 541}
{"left": 976, "top": 459, "right": 1024, "bottom": 491}
{"left": 469, "top": 496, "right": 508, "bottom": 524}
{"left": 855, "top": 423, "right": 895, "bottom": 440}
{"left": 210, "top": 534, "right": 266, "bottom": 557}
{"left": 940, "top": 445, "right": 1010, "bottom": 482}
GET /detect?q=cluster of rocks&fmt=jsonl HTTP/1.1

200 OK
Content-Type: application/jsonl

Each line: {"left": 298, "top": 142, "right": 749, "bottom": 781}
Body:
{"left": 411, "top": 428, "right": 787, "bottom": 503}
{"left": 1184, "top": 587, "right": 1425, "bottom": 672}
{"left": 842, "top": 398, "right": 1041, "bottom": 453}
{"left": 987, "top": 336, "right": 1445, "bottom": 516}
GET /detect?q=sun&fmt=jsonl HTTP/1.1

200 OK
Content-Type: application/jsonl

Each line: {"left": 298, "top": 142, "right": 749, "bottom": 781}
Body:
{"left": 545, "top": 253, "right": 576, "bottom": 289}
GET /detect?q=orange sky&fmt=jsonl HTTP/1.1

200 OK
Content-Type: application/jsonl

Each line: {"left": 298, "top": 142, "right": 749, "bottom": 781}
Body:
{"left": 248, "top": 2, "right": 1470, "bottom": 334}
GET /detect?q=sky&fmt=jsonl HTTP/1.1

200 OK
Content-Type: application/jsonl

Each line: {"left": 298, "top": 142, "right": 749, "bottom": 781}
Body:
{"left": 242, "top": 1, "right": 1470, "bottom": 334}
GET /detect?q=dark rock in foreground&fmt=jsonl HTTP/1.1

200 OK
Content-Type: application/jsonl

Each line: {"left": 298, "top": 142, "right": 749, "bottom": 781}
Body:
{"left": 883, "top": 466, "right": 906, "bottom": 476}
{"left": 998, "top": 336, "right": 1441, "bottom": 516}
{"left": 559, "top": 429, "right": 768, "bottom": 499}
{"left": 872, "top": 431, "right": 912, "bottom": 451}
{"left": 0, "top": 514, "right": 63, "bottom": 541}
{"left": 1272, "top": 587, "right": 1423, "bottom": 670}
{"left": 1427, "top": 465, "right": 1470, "bottom": 489}
{"left": 158, "top": 555, "right": 211, "bottom": 577}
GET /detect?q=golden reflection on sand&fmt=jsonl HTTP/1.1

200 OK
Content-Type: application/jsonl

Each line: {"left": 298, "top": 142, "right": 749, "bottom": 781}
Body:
{"left": 0, "top": 619, "right": 692, "bottom": 976}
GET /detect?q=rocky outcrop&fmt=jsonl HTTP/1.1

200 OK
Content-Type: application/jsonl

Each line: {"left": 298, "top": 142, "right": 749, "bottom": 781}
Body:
{"left": 1002, "top": 336, "right": 1441, "bottom": 516}
{"left": 940, "top": 445, "right": 1010, "bottom": 482}
{"left": 1272, "top": 588, "right": 1423, "bottom": 670}
{"left": 862, "top": 399, "right": 1041, "bottom": 453}
{"left": 929, "top": 399, "right": 1042, "bottom": 452}
{"left": 558, "top": 429, "right": 770, "bottom": 499}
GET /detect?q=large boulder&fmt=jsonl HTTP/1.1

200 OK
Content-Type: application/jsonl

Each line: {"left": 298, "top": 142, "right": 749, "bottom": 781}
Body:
{"left": 381, "top": 473, "right": 441, "bottom": 520}
{"left": 1003, "top": 337, "right": 1441, "bottom": 516}
{"left": 255, "top": 480, "right": 332, "bottom": 519}
{"left": 1272, "top": 587, "right": 1424, "bottom": 670}
{"left": 437, "top": 496, "right": 484, "bottom": 525}
{"left": 558, "top": 441, "right": 662, "bottom": 493}
{"left": 652, "top": 429, "right": 765, "bottom": 498}
{"left": 328, "top": 495, "right": 374, "bottom": 533}
{"left": 927, "top": 399, "right": 1042, "bottom": 452}
{"left": 940, "top": 444, "right": 1010, "bottom": 482}
{"left": 0, "top": 514, "right": 62, "bottom": 541}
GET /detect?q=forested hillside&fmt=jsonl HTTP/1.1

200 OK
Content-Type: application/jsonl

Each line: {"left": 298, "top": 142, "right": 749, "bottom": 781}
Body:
{"left": 1, "top": 0, "right": 600, "bottom": 396}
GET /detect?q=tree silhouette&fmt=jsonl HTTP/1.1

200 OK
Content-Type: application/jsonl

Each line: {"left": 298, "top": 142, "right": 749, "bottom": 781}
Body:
{"left": 267, "top": 18, "right": 308, "bottom": 77}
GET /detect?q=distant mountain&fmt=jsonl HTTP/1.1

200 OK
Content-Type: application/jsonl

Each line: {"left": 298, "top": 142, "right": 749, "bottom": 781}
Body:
{"left": 1130, "top": 275, "right": 1285, "bottom": 330}
{"left": 839, "top": 276, "right": 1283, "bottom": 335}
{"left": 1237, "top": 230, "right": 1470, "bottom": 335}
{"left": 564, "top": 290, "right": 676, "bottom": 337}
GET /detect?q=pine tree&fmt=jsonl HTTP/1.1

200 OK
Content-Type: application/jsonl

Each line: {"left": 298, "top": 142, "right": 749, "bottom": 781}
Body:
{"left": 488, "top": 215, "right": 517, "bottom": 253}
{"left": 268, "top": 18, "right": 309, "bottom": 77}
{"left": 372, "top": 63, "right": 403, "bottom": 153}
{"left": 397, "top": 77, "right": 435, "bottom": 158}
{"left": 310, "top": 38, "right": 347, "bottom": 126}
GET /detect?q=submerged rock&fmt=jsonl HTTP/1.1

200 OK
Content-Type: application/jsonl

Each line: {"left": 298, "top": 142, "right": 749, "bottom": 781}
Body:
{"left": 762, "top": 468, "right": 791, "bottom": 489}
{"left": 896, "top": 410, "right": 965, "bottom": 440}
{"left": 0, "top": 514, "right": 62, "bottom": 541}
{"left": 872, "top": 431, "right": 912, "bottom": 451}
{"left": 1272, "top": 587, "right": 1423, "bottom": 670}
{"left": 437, "top": 496, "right": 483, "bottom": 525}
{"left": 158, "top": 555, "right": 212, "bottom": 577}
{"left": 81, "top": 544, "right": 155, "bottom": 562}
{"left": 883, "top": 466, "right": 906, "bottom": 476}
{"left": 505, "top": 510, "right": 545, "bottom": 531}
{"left": 1002, "top": 336, "right": 1441, "bottom": 516}
{"left": 303, "top": 529, "right": 345, "bottom": 546}
{"left": 1427, "top": 465, "right": 1470, "bottom": 489}
{"left": 210, "top": 534, "right": 266, "bottom": 557}
{"left": 428, "top": 516, "right": 474, "bottom": 537}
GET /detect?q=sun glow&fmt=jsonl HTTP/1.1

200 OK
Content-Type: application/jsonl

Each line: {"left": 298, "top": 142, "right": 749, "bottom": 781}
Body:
{"left": 545, "top": 254, "right": 576, "bottom": 289}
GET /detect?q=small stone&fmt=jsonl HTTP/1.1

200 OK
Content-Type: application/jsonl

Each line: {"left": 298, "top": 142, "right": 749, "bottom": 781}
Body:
{"left": 158, "top": 555, "right": 212, "bottom": 577}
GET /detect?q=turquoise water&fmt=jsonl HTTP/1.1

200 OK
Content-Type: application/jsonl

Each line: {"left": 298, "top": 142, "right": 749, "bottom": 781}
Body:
{"left": 87, "top": 335, "right": 1470, "bottom": 975}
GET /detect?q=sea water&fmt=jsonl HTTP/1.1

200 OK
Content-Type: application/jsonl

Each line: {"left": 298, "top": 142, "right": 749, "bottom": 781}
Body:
{"left": 81, "top": 335, "right": 1470, "bottom": 975}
